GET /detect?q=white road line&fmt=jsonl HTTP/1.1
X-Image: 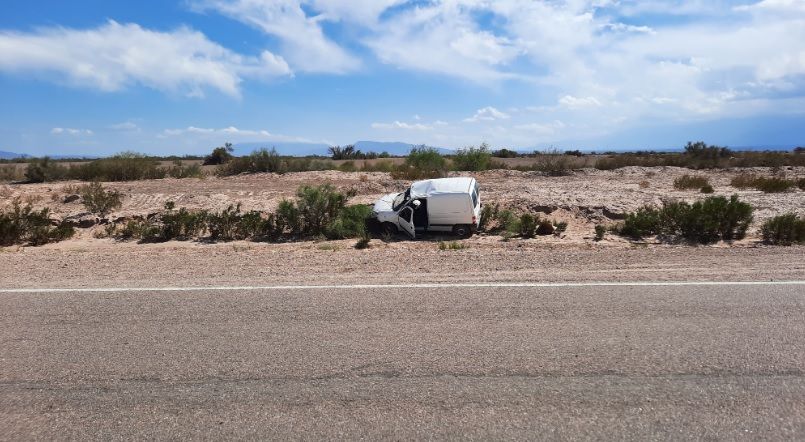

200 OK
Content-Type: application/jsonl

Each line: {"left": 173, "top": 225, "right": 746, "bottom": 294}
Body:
{"left": 0, "top": 281, "right": 804, "bottom": 293}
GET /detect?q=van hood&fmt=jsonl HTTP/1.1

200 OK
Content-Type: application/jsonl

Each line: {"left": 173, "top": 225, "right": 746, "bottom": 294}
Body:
{"left": 373, "top": 193, "right": 398, "bottom": 213}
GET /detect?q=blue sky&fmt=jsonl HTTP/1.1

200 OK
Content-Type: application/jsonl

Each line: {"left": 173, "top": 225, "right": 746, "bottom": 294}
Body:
{"left": 1, "top": 0, "right": 804, "bottom": 156}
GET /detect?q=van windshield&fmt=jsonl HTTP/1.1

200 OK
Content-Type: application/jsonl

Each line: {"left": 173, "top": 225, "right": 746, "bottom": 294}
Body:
{"left": 393, "top": 189, "right": 410, "bottom": 211}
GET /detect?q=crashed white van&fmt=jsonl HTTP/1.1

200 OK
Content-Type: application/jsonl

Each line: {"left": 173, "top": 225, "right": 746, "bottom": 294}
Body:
{"left": 372, "top": 177, "right": 481, "bottom": 238}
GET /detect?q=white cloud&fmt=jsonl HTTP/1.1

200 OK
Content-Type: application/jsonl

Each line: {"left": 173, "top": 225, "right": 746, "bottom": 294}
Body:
{"left": 0, "top": 20, "right": 291, "bottom": 97}
{"left": 109, "top": 122, "right": 140, "bottom": 131}
{"left": 159, "top": 125, "right": 312, "bottom": 143}
{"left": 464, "top": 107, "right": 510, "bottom": 122}
{"left": 371, "top": 120, "right": 434, "bottom": 130}
{"left": 51, "top": 127, "right": 93, "bottom": 136}
{"left": 192, "top": 0, "right": 359, "bottom": 73}
{"left": 559, "top": 95, "right": 603, "bottom": 109}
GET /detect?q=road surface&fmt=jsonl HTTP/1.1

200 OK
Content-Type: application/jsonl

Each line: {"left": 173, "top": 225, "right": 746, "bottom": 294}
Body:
{"left": 1, "top": 282, "right": 804, "bottom": 440}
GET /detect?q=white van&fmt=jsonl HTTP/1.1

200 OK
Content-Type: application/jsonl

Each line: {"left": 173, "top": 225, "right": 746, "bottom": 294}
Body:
{"left": 372, "top": 177, "right": 481, "bottom": 238}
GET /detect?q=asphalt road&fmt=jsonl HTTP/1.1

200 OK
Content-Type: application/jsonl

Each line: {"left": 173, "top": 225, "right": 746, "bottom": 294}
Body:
{"left": 1, "top": 283, "right": 804, "bottom": 440}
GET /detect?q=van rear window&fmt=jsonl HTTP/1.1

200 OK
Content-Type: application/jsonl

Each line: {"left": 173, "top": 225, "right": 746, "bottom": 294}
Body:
{"left": 471, "top": 186, "right": 479, "bottom": 208}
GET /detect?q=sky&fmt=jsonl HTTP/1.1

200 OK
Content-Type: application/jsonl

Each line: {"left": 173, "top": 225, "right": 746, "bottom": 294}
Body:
{"left": 0, "top": 0, "right": 804, "bottom": 156}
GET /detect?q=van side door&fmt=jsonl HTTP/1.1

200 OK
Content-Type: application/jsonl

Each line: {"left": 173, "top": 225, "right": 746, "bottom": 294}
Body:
{"left": 398, "top": 206, "right": 416, "bottom": 239}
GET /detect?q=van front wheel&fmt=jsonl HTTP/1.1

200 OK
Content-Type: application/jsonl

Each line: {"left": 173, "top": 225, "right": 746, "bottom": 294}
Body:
{"left": 452, "top": 224, "right": 472, "bottom": 238}
{"left": 382, "top": 222, "right": 398, "bottom": 235}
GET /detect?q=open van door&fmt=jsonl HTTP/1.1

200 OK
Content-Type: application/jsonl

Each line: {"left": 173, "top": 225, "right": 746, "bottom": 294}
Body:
{"left": 398, "top": 206, "right": 416, "bottom": 239}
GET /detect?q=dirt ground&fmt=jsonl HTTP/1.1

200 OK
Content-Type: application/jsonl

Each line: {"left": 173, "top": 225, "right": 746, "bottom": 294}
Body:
{"left": 1, "top": 166, "right": 804, "bottom": 288}
{"left": 1, "top": 166, "right": 803, "bottom": 242}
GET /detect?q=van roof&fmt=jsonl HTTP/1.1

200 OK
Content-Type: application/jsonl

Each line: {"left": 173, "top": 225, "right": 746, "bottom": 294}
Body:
{"left": 410, "top": 177, "right": 476, "bottom": 198}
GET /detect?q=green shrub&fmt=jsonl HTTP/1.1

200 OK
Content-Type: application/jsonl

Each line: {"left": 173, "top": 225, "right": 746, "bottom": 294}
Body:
{"left": 798, "top": 178, "right": 805, "bottom": 191}
{"left": 160, "top": 205, "right": 208, "bottom": 241}
{"left": 751, "top": 177, "right": 794, "bottom": 193}
{"left": 203, "top": 143, "right": 234, "bottom": 165}
{"left": 69, "top": 152, "right": 165, "bottom": 181}
{"left": 761, "top": 214, "right": 805, "bottom": 245}
{"left": 619, "top": 195, "right": 753, "bottom": 244}
{"left": 167, "top": 161, "right": 204, "bottom": 178}
{"left": 274, "top": 199, "right": 302, "bottom": 237}
{"left": 492, "top": 148, "right": 519, "bottom": 158}
{"left": 326, "top": 204, "right": 373, "bottom": 240}
{"left": 296, "top": 184, "right": 349, "bottom": 237}
{"left": 207, "top": 204, "right": 247, "bottom": 241}
{"left": 453, "top": 143, "right": 493, "bottom": 171}
{"left": 594, "top": 225, "right": 606, "bottom": 241}
{"left": 25, "top": 157, "right": 68, "bottom": 183}
{"left": 518, "top": 213, "right": 538, "bottom": 238}
{"left": 620, "top": 207, "right": 662, "bottom": 239}
{"left": 700, "top": 184, "right": 714, "bottom": 194}
{"left": 0, "top": 201, "right": 74, "bottom": 246}
{"left": 534, "top": 149, "right": 573, "bottom": 176}
{"left": 79, "top": 182, "right": 122, "bottom": 216}
{"left": 554, "top": 221, "right": 568, "bottom": 234}
{"left": 218, "top": 148, "right": 283, "bottom": 175}
{"left": 354, "top": 232, "right": 371, "bottom": 249}
{"left": 391, "top": 147, "right": 447, "bottom": 180}
{"left": 329, "top": 145, "right": 363, "bottom": 160}
{"left": 673, "top": 174, "right": 710, "bottom": 190}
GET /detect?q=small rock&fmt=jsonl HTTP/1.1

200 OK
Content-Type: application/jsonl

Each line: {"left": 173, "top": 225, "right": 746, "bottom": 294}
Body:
{"left": 63, "top": 194, "right": 80, "bottom": 204}
{"left": 63, "top": 212, "right": 97, "bottom": 229}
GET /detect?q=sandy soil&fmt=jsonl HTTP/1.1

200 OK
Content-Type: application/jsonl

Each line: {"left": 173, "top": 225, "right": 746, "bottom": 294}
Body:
{"left": 0, "top": 167, "right": 803, "bottom": 288}
{"left": 1, "top": 166, "right": 803, "bottom": 243}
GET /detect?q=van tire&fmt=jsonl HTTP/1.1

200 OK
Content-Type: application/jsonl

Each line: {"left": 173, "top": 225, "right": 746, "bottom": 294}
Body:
{"left": 382, "top": 222, "right": 398, "bottom": 235}
{"left": 452, "top": 224, "right": 472, "bottom": 238}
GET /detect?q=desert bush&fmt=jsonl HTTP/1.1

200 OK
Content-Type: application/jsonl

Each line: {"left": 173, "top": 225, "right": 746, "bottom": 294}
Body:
{"left": 70, "top": 152, "right": 166, "bottom": 182}
{"left": 391, "top": 147, "right": 447, "bottom": 180}
{"left": 203, "top": 143, "right": 234, "bottom": 165}
{"left": 438, "top": 241, "right": 468, "bottom": 250}
{"left": 361, "top": 160, "right": 396, "bottom": 173}
{"left": 160, "top": 204, "right": 208, "bottom": 241}
{"left": 619, "top": 195, "right": 752, "bottom": 244}
{"left": 798, "top": 178, "right": 805, "bottom": 191}
{"left": 751, "top": 177, "right": 794, "bottom": 193}
{"left": 0, "top": 201, "right": 74, "bottom": 246}
{"left": 453, "top": 143, "right": 493, "bottom": 171}
{"left": 492, "top": 148, "right": 519, "bottom": 158}
{"left": 295, "top": 184, "right": 350, "bottom": 237}
{"left": 207, "top": 204, "right": 247, "bottom": 241}
{"left": 554, "top": 221, "right": 568, "bottom": 234}
{"left": 25, "top": 157, "right": 69, "bottom": 183}
{"left": 594, "top": 225, "right": 606, "bottom": 241}
{"left": 533, "top": 149, "right": 573, "bottom": 176}
{"left": 218, "top": 148, "right": 283, "bottom": 175}
{"left": 326, "top": 204, "right": 373, "bottom": 240}
{"left": 79, "top": 182, "right": 122, "bottom": 216}
{"left": 338, "top": 161, "right": 357, "bottom": 172}
{"left": 354, "top": 232, "right": 371, "bottom": 249}
{"left": 478, "top": 203, "right": 496, "bottom": 231}
{"left": 700, "top": 184, "right": 714, "bottom": 194}
{"left": 167, "top": 161, "right": 204, "bottom": 178}
{"left": 518, "top": 213, "right": 538, "bottom": 238}
{"left": 761, "top": 214, "right": 805, "bottom": 245}
{"left": 673, "top": 174, "right": 710, "bottom": 191}
{"left": 274, "top": 199, "right": 302, "bottom": 237}
{"left": 0, "top": 165, "right": 23, "bottom": 182}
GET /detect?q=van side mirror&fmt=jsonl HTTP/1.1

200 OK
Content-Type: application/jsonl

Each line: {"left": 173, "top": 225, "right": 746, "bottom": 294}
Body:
{"left": 412, "top": 200, "right": 421, "bottom": 208}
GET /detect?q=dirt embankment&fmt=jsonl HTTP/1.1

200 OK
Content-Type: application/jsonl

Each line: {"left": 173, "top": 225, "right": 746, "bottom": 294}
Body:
{"left": 2, "top": 166, "right": 803, "bottom": 242}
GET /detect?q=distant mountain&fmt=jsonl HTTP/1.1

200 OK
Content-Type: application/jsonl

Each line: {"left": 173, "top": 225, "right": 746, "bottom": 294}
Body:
{"left": 0, "top": 150, "right": 27, "bottom": 159}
